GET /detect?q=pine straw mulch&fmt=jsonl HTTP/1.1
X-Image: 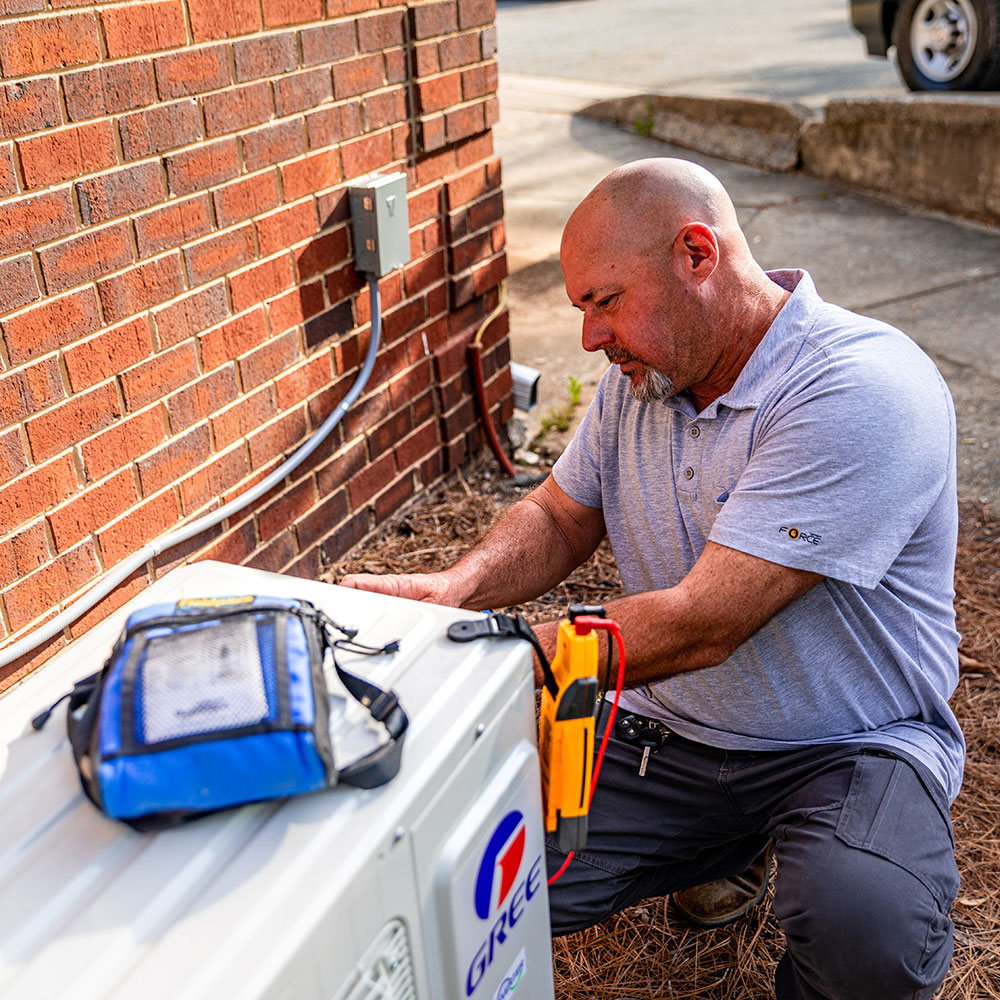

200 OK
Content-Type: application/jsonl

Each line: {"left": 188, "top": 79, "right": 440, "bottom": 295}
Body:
{"left": 321, "top": 466, "right": 1000, "bottom": 999}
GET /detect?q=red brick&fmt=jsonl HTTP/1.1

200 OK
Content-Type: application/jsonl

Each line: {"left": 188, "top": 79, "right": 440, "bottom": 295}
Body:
{"left": 332, "top": 54, "right": 384, "bottom": 99}
{"left": 414, "top": 145, "right": 457, "bottom": 187}
{"left": 234, "top": 33, "right": 297, "bottom": 81}
{"left": 347, "top": 450, "right": 394, "bottom": 509}
{"left": 0, "top": 357, "right": 64, "bottom": 431}
{"left": 79, "top": 406, "right": 165, "bottom": 480}
{"left": 120, "top": 341, "right": 200, "bottom": 411}
{"left": 326, "top": 0, "right": 377, "bottom": 12}
{"left": 199, "top": 307, "right": 269, "bottom": 370}
{"left": 258, "top": 475, "right": 315, "bottom": 540}
{"left": 37, "top": 221, "right": 133, "bottom": 294}
{"left": 229, "top": 253, "right": 295, "bottom": 313}
{"left": 153, "top": 283, "right": 228, "bottom": 347}
{"left": 0, "top": 427, "right": 24, "bottom": 487}
{"left": 195, "top": 516, "right": 257, "bottom": 564}
{"left": 411, "top": 1, "right": 457, "bottom": 39}
{"left": 0, "top": 0, "right": 44, "bottom": 16}
{"left": 1, "top": 287, "right": 100, "bottom": 364}
{"left": 445, "top": 161, "right": 493, "bottom": 211}
{"left": 0, "top": 138, "right": 15, "bottom": 194}
{"left": 358, "top": 10, "right": 405, "bottom": 50}
{"left": 340, "top": 129, "right": 393, "bottom": 180}
{"left": 374, "top": 469, "right": 414, "bottom": 522}
{"left": 248, "top": 405, "right": 308, "bottom": 469}
{"left": 63, "top": 317, "right": 152, "bottom": 392}
{"left": 458, "top": 0, "right": 493, "bottom": 28}
{"left": 0, "top": 455, "right": 77, "bottom": 535}
{"left": 165, "top": 137, "right": 239, "bottom": 196}
{"left": 47, "top": 467, "right": 139, "bottom": 551}
{"left": 119, "top": 99, "right": 201, "bottom": 159}
{"left": 5, "top": 540, "right": 100, "bottom": 632}
{"left": 303, "top": 297, "right": 353, "bottom": 350}
{"left": 68, "top": 565, "right": 147, "bottom": 640}
{"left": 0, "top": 78, "right": 60, "bottom": 138}
{"left": 245, "top": 528, "right": 295, "bottom": 573}
{"left": 239, "top": 329, "right": 301, "bottom": 389}
{"left": 62, "top": 61, "right": 155, "bottom": 122}
{"left": 455, "top": 130, "right": 493, "bottom": 169}
{"left": 364, "top": 89, "right": 407, "bottom": 131}
{"left": 177, "top": 442, "right": 247, "bottom": 513}
{"left": 256, "top": 199, "right": 318, "bottom": 256}
{"left": 278, "top": 150, "right": 341, "bottom": 205}
{"left": 462, "top": 62, "right": 497, "bottom": 100}
{"left": 242, "top": 119, "right": 306, "bottom": 172}
{"left": 97, "top": 252, "right": 186, "bottom": 323}
{"left": 416, "top": 71, "right": 461, "bottom": 113}
{"left": 211, "top": 384, "right": 276, "bottom": 448}
{"left": 203, "top": 81, "right": 273, "bottom": 138}
{"left": 369, "top": 403, "right": 411, "bottom": 459}
{"left": 136, "top": 423, "right": 212, "bottom": 495}
{"left": 413, "top": 40, "right": 439, "bottom": 77}
{"left": 0, "top": 13, "right": 100, "bottom": 76}
{"left": 26, "top": 380, "right": 121, "bottom": 462}
{"left": 324, "top": 261, "right": 363, "bottom": 305}
{"left": 183, "top": 225, "right": 255, "bottom": 286}
{"left": 417, "top": 113, "right": 445, "bottom": 152}
{"left": 165, "top": 363, "right": 239, "bottom": 431}
{"left": 213, "top": 169, "right": 280, "bottom": 227}
{"left": 300, "top": 21, "right": 356, "bottom": 66}
{"left": 390, "top": 119, "right": 410, "bottom": 159}
{"left": 18, "top": 121, "right": 116, "bottom": 189}
{"left": 134, "top": 194, "right": 213, "bottom": 258}
{"left": 0, "top": 256, "right": 40, "bottom": 314}
{"left": 98, "top": 490, "right": 178, "bottom": 564}
{"left": 316, "top": 185, "right": 352, "bottom": 225}
{"left": 77, "top": 161, "right": 166, "bottom": 225}
{"left": 0, "top": 188, "right": 76, "bottom": 257}
{"left": 101, "top": 0, "right": 186, "bottom": 58}
{"left": 273, "top": 68, "right": 332, "bottom": 116}
{"left": 438, "top": 30, "right": 479, "bottom": 69}
{"left": 262, "top": 0, "right": 322, "bottom": 26}
{"left": 275, "top": 351, "right": 333, "bottom": 409}
{"left": 269, "top": 280, "right": 324, "bottom": 333}
{"left": 154, "top": 44, "right": 231, "bottom": 98}
{"left": 306, "top": 103, "right": 363, "bottom": 148}
{"left": 0, "top": 521, "right": 48, "bottom": 585}
{"left": 187, "top": 0, "right": 262, "bottom": 42}
{"left": 294, "top": 226, "right": 350, "bottom": 281}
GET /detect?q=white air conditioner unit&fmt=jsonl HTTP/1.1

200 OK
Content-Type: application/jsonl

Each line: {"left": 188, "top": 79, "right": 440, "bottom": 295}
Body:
{"left": 0, "top": 561, "right": 555, "bottom": 1000}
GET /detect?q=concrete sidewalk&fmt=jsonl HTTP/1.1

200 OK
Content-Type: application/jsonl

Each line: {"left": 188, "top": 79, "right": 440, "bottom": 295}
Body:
{"left": 495, "top": 73, "right": 1000, "bottom": 511}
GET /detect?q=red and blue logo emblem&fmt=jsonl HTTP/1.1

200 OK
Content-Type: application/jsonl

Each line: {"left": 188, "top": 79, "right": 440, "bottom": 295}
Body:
{"left": 474, "top": 810, "right": 526, "bottom": 920}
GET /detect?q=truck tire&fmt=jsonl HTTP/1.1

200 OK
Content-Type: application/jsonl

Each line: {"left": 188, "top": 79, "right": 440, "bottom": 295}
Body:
{"left": 893, "top": 0, "right": 1000, "bottom": 90}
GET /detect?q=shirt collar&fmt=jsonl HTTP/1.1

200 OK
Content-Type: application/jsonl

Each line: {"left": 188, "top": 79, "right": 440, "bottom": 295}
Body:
{"left": 708, "top": 268, "right": 821, "bottom": 413}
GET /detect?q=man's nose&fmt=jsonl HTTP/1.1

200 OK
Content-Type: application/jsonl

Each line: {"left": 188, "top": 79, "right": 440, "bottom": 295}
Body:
{"left": 581, "top": 312, "right": 613, "bottom": 353}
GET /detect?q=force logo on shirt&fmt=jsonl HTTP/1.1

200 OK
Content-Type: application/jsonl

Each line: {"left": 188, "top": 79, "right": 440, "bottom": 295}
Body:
{"left": 778, "top": 526, "right": 822, "bottom": 545}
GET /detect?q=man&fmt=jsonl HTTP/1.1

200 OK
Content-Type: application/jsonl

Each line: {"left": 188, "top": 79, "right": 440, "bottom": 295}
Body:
{"left": 343, "top": 158, "right": 962, "bottom": 999}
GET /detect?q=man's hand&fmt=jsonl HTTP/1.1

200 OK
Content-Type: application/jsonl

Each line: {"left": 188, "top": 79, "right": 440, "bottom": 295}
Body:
{"left": 339, "top": 570, "right": 467, "bottom": 607}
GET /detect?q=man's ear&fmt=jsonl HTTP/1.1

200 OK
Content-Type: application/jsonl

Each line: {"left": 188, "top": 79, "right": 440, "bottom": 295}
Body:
{"left": 674, "top": 223, "right": 718, "bottom": 280}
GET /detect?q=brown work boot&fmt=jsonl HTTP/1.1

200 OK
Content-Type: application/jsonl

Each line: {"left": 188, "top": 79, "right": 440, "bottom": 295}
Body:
{"left": 671, "top": 843, "right": 774, "bottom": 928}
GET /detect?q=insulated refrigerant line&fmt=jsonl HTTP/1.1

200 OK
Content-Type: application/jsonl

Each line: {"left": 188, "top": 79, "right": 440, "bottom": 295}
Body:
{"left": 0, "top": 278, "right": 384, "bottom": 670}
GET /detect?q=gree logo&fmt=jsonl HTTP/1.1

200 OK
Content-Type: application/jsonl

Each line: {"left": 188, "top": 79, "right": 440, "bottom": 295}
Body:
{"left": 474, "top": 811, "right": 526, "bottom": 920}
{"left": 778, "top": 526, "right": 821, "bottom": 545}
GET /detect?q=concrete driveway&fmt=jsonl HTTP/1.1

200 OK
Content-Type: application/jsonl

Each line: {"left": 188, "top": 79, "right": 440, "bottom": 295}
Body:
{"left": 493, "top": 4, "right": 1000, "bottom": 509}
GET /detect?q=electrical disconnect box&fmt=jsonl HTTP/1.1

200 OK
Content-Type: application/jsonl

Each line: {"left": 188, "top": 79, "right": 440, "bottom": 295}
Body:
{"left": 349, "top": 172, "right": 411, "bottom": 278}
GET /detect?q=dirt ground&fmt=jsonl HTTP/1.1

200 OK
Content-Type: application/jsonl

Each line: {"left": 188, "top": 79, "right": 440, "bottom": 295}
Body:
{"left": 322, "top": 463, "right": 1000, "bottom": 999}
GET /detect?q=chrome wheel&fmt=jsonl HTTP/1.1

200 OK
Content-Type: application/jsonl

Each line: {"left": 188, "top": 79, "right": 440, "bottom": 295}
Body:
{"left": 909, "top": 0, "right": 979, "bottom": 81}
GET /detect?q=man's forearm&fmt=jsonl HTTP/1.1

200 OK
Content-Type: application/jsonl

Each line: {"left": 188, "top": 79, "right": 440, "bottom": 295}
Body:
{"left": 448, "top": 492, "right": 601, "bottom": 609}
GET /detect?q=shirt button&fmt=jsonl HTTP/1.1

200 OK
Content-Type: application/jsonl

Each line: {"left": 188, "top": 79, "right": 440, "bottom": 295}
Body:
{"left": 690, "top": 426, "right": 700, "bottom": 438}
{"left": 684, "top": 467, "right": 694, "bottom": 480}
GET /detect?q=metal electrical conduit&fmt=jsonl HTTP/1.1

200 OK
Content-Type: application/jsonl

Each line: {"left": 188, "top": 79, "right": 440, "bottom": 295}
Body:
{"left": 0, "top": 277, "right": 383, "bottom": 670}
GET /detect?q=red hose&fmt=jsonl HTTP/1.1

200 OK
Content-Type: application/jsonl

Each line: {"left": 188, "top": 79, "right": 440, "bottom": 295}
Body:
{"left": 467, "top": 341, "right": 518, "bottom": 477}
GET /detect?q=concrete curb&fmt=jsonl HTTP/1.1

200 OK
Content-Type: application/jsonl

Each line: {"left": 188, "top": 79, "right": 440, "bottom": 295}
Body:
{"left": 581, "top": 93, "right": 1000, "bottom": 227}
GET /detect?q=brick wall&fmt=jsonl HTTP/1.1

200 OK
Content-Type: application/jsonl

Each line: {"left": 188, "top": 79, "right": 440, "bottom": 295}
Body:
{"left": 0, "top": 0, "right": 512, "bottom": 689}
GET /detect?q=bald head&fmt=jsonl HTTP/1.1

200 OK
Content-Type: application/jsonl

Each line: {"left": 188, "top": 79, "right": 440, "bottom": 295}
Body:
{"left": 561, "top": 157, "right": 746, "bottom": 266}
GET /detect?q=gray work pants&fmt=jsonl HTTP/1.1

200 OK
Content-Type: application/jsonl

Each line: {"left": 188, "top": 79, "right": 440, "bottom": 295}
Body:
{"left": 546, "top": 720, "right": 959, "bottom": 1000}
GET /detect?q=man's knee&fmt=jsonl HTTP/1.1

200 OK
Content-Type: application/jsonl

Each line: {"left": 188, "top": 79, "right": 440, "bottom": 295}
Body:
{"left": 775, "top": 851, "right": 954, "bottom": 999}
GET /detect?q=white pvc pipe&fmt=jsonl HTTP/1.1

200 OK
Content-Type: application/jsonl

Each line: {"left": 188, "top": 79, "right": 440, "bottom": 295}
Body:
{"left": 0, "top": 278, "right": 383, "bottom": 669}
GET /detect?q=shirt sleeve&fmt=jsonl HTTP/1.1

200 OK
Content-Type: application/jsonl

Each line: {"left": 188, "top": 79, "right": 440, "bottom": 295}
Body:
{"left": 709, "top": 336, "right": 955, "bottom": 589}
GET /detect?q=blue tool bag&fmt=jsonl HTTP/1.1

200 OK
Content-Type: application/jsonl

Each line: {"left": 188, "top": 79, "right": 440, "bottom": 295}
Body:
{"left": 34, "top": 596, "right": 407, "bottom": 831}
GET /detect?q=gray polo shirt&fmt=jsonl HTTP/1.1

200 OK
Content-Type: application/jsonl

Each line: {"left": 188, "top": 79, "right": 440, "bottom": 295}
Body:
{"left": 553, "top": 270, "right": 963, "bottom": 800}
